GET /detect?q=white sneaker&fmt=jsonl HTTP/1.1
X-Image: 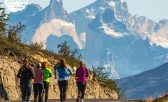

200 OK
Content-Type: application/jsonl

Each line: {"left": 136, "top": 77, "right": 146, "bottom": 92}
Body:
{"left": 81, "top": 99, "right": 84, "bottom": 102}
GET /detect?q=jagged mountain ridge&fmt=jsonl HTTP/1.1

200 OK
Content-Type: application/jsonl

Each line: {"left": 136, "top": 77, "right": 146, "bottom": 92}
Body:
{"left": 70, "top": 0, "right": 168, "bottom": 77}
{"left": 41, "top": 0, "right": 69, "bottom": 22}
{"left": 8, "top": 0, "right": 83, "bottom": 49}
{"left": 118, "top": 62, "right": 168, "bottom": 99}
{"left": 7, "top": 0, "right": 168, "bottom": 78}
{"left": 70, "top": 0, "right": 168, "bottom": 47}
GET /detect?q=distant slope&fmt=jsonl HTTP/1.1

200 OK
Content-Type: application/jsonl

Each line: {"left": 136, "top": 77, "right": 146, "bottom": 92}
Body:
{"left": 118, "top": 62, "right": 168, "bottom": 99}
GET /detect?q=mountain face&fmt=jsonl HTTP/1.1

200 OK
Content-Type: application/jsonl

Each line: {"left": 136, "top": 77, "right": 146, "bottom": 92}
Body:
{"left": 70, "top": 0, "right": 168, "bottom": 77}
{"left": 118, "top": 62, "right": 168, "bottom": 99}
{"left": 8, "top": 0, "right": 168, "bottom": 78}
{"left": 8, "top": 0, "right": 83, "bottom": 49}
{"left": 41, "top": 0, "right": 68, "bottom": 22}
{"left": 8, "top": 4, "right": 42, "bottom": 44}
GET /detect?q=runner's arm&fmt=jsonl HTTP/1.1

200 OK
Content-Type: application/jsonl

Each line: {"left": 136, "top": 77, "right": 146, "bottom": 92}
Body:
{"left": 30, "top": 68, "right": 35, "bottom": 79}
{"left": 17, "top": 68, "right": 22, "bottom": 78}
{"left": 68, "top": 68, "right": 73, "bottom": 76}
{"left": 54, "top": 66, "right": 58, "bottom": 79}
{"left": 86, "top": 68, "right": 89, "bottom": 77}
{"left": 49, "top": 69, "right": 52, "bottom": 77}
{"left": 76, "top": 68, "right": 78, "bottom": 77}
{"left": 41, "top": 71, "right": 45, "bottom": 80}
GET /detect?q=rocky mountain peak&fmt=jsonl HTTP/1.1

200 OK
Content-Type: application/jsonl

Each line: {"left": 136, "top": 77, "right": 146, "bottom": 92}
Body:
{"left": 49, "top": 0, "right": 63, "bottom": 7}
{"left": 95, "top": 0, "right": 129, "bottom": 21}
{"left": 42, "top": 0, "right": 68, "bottom": 22}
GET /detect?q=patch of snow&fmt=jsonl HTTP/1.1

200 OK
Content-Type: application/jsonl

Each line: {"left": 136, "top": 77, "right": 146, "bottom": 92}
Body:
{"left": 147, "top": 26, "right": 168, "bottom": 48}
{"left": 103, "top": 50, "right": 120, "bottom": 79}
{"left": 56, "top": 0, "right": 61, "bottom": 2}
{"left": 108, "top": 1, "right": 116, "bottom": 8}
{"left": 148, "top": 35, "right": 168, "bottom": 48}
{"left": 85, "top": 8, "right": 96, "bottom": 20}
{"left": 99, "top": 7, "right": 105, "bottom": 13}
{"left": 86, "top": 15, "right": 95, "bottom": 20}
{"left": 86, "top": 9, "right": 90, "bottom": 13}
{"left": 120, "top": 0, "right": 126, "bottom": 3}
{"left": 99, "top": 7, "right": 105, "bottom": 10}
{"left": 33, "top": 19, "right": 83, "bottom": 49}
{"left": 101, "top": 23, "right": 123, "bottom": 37}
{"left": 79, "top": 32, "right": 87, "bottom": 48}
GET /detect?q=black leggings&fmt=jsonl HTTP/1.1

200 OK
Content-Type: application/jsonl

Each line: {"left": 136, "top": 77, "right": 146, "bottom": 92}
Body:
{"left": 20, "top": 84, "right": 32, "bottom": 102}
{"left": 43, "top": 81, "right": 49, "bottom": 102}
{"left": 58, "top": 80, "right": 68, "bottom": 102}
{"left": 77, "top": 82, "right": 86, "bottom": 99}
{"left": 33, "top": 83, "right": 43, "bottom": 102}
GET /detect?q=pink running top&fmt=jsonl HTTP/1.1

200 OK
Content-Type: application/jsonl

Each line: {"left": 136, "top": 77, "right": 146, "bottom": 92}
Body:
{"left": 76, "top": 65, "right": 89, "bottom": 83}
{"left": 34, "top": 69, "right": 45, "bottom": 83}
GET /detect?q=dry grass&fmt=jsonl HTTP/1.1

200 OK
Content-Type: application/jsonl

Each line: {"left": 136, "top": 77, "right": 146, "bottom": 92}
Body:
{"left": 145, "top": 97, "right": 153, "bottom": 102}
{"left": 0, "top": 35, "right": 80, "bottom": 66}
{"left": 145, "top": 94, "right": 168, "bottom": 102}
{"left": 153, "top": 94, "right": 168, "bottom": 102}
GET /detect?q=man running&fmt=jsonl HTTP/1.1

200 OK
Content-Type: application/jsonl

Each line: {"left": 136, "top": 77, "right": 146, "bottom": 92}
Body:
{"left": 17, "top": 59, "right": 35, "bottom": 102}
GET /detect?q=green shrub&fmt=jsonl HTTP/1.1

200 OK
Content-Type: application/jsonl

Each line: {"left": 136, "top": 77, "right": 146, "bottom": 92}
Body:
{"left": 92, "top": 66, "right": 123, "bottom": 98}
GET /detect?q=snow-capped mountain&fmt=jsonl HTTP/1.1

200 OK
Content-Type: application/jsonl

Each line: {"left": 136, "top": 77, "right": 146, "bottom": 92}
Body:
{"left": 118, "top": 62, "right": 168, "bottom": 99}
{"left": 70, "top": 0, "right": 168, "bottom": 77}
{"left": 70, "top": 0, "right": 168, "bottom": 48}
{"left": 7, "top": 0, "right": 168, "bottom": 78}
{"left": 8, "top": 4, "right": 42, "bottom": 44}
{"left": 33, "top": 19, "right": 83, "bottom": 49}
{"left": 8, "top": 0, "right": 83, "bottom": 49}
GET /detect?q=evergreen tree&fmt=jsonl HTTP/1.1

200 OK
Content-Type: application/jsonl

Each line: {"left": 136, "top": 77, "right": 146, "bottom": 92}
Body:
{"left": 57, "top": 41, "right": 83, "bottom": 60}
{"left": 0, "top": 4, "right": 7, "bottom": 35}
{"left": 92, "top": 65, "right": 121, "bottom": 97}
{"left": 7, "top": 22, "right": 26, "bottom": 41}
{"left": 57, "top": 41, "right": 71, "bottom": 57}
{"left": 77, "top": 53, "right": 83, "bottom": 60}
{"left": 71, "top": 48, "right": 78, "bottom": 57}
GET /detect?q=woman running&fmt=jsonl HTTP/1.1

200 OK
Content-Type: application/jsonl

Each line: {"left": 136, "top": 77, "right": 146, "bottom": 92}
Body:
{"left": 42, "top": 62, "right": 52, "bottom": 102}
{"left": 54, "top": 59, "right": 73, "bottom": 102}
{"left": 33, "top": 63, "right": 45, "bottom": 102}
{"left": 76, "top": 61, "right": 89, "bottom": 102}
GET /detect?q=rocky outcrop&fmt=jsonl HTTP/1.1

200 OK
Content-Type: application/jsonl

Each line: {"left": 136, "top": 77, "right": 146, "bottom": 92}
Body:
{"left": 0, "top": 56, "right": 21, "bottom": 100}
{"left": 0, "top": 55, "right": 118, "bottom": 101}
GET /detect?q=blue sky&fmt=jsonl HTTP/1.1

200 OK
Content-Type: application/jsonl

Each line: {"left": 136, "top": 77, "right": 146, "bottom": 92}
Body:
{"left": 127, "top": 0, "right": 168, "bottom": 21}
{"left": 29, "top": 0, "right": 168, "bottom": 21}
{"left": 2, "top": 0, "right": 168, "bottom": 21}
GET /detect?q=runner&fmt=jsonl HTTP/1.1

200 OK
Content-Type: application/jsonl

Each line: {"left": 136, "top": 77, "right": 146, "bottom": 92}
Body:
{"left": 76, "top": 61, "right": 89, "bottom": 102}
{"left": 42, "top": 62, "right": 52, "bottom": 102}
{"left": 33, "top": 63, "right": 45, "bottom": 102}
{"left": 17, "top": 59, "right": 34, "bottom": 102}
{"left": 54, "top": 59, "right": 73, "bottom": 102}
